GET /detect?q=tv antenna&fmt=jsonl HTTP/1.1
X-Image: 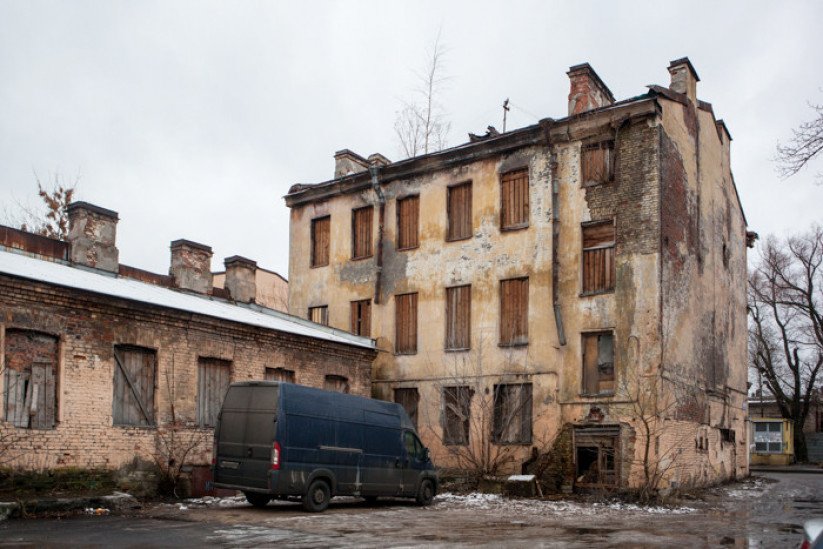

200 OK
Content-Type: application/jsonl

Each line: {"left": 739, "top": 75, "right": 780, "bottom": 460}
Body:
{"left": 502, "top": 98, "right": 510, "bottom": 133}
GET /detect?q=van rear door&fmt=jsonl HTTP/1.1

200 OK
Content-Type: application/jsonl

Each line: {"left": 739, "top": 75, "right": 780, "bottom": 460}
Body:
{"left": 214, "top": 383, "right": 279, "bottom": 490}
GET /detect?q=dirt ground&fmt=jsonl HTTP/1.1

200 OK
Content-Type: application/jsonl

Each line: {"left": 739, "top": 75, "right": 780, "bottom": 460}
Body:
{"left": 2, "top": 472, "right": 822, "bottom": 547}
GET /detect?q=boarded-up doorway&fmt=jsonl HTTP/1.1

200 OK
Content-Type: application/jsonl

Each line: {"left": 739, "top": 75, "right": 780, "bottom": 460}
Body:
{"left": 574, "top": 425, "right": 620, "bottom": 489}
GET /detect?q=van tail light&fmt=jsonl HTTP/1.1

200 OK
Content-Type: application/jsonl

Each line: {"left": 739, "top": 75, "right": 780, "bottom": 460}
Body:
{"left": 271, "top": 441, "right": 281, "bottom": 470}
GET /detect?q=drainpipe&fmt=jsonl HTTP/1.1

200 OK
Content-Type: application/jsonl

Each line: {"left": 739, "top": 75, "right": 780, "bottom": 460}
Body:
{"left": 550, "top": 146, "right": 567, "bottom": 346}
{"left": 370, "top": 165, "right": 386, "bottom": 305}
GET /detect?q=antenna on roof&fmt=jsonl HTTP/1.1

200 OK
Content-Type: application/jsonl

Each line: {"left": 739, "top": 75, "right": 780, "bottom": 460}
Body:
{"left": 502, "top": 98, "right": 510, "bottom": 133}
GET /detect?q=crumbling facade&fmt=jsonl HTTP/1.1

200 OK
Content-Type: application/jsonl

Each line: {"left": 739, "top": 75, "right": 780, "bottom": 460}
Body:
{"left": 0, "top": 203, "right": 374, "bottom": 477}
{"left": 213, "top": 262, "right": 289, "bottom": 312}
{"left": 286, "top": 58, "right": 750, "bottom": 490}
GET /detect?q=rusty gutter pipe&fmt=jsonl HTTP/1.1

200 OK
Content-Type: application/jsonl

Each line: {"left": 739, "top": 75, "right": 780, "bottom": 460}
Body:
{"left": 370, "top": 165, "right": 385, "bottom": 305}
{"left": 547, "top": 132, "right": 566, "bottom": 346}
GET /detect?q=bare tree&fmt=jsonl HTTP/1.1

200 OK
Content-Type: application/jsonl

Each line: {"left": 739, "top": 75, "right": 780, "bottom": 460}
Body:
{"left": 394, "top": 31, "right": 451, "bottom": 158}
{"left": 776, "top": 102, "right": 823, "bottom": 183}
{"left": 749, "top": 227, "right": 823, "bottom": 462}
{"left": 2, "top": 172, "right": 77, "bottom": 239}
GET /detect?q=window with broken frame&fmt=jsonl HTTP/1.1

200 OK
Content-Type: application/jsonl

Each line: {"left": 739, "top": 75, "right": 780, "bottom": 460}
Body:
{"left": 396, "top": 195, "right": 420, "bottom": 250}
{"left": 311, "top": 216, "right": 330, "bottom": 268}
{"left": 581, "top": 141, "right": 614, "bottom": 186}
{"left": 352, "top": 206, "right": 374, "bottom": 259}
{"left": 447, "top": 182, "right": 472, "bottom": 241}
{"left": 582, "top": 331, "right": 615, "bottom": 395}
{"left": 308, "top": 305, "right": 329, "bottom": 326}
{"left": 442, "top": 385, "right": 472, "bottom": 445}
{"left": 350, "top": 299, "right": 371, "bottom": 337}
{"left": 492, "top": 383, "right": 533, "bottom": 444}
{"left": 500, "top": 169, "right": 529, "bottom": 230}
{"left": 265, "top": 367, "right": 295, "bottom": 383}
{"left": 324, "top": 374, "right": 349, "bottom": 393}
{"left": 197, "top": 357, "right": 231, "bottom": 427}
{"left": 500, "top": 277, "right": 529, "bottom": 346}
{"left": 394, "top": 387, "right": 420, "bottom": 430}
{"left": 445, "top": 285, "right": 471, "bottom": 350}
{"left": 395, "top": 292, "right": 418, "bottom": 354}
{"left": 3, "top": 329, "right": 58, "bottom": 430}
{"left": 112, "top": 345, "right": 156, "bottom": 427}
{"left": 582, "top": 221, "right": 615, "bottom": 294}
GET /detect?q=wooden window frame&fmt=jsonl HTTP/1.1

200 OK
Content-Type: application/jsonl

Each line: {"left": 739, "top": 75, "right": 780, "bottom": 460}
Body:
{"left": 324, "top": 374, "right": 350, "bottom": 394}
{"left": 265, "top": 366, "right": 295, "bottom": 383}
{"left": 395, "top": 292, "right": 418, "bottom": 355}
{"left": 581, "top": 331, "right": 615, "bottom": 396}
{"left": 446, "top": 181, "right": 473, "bottom": 242}
{"left": 499, "top": 277, "right": 529, "bottom": 347}
{"left": 112, "top": 344, "right": 157, "bottom": 428}
{"left": 351, "top": 206, "right": 374, "bottom": 260}
{"left": 581, "top": 220, "right": 616, "bottom": 296}
{"left": 350, "top": 299, "right": 372, "bottom": 337}
{"left": 396, "top": 195, "right": 420, "bottom": 251}
{"left": 500, "top": 168, "right": 530, "bottom": 231}
{"left": 3, "top": 329, "right": 59, "bottom": 430}
{"left": 394, "top": 387, "right": 420, "bottom": 430}
{"left": 197, "top": 357, "right": 232, "bottom": 428}
{"left": 492, "top": 383, "right": 533, "bottom": 445}
{"left": 442, "top": 385, "right": 472, "bottom": 446}
{"left": 308, "top": 305, "right": 329, "bottom": 326}
{"left": 310, "top": 216, "right": 330, "bottom": 268}
{"left": 445, "top": 285, "right": 471, "bottom": 351}
{"left": 581, "top": 141, "right": 615, "bottom": 187}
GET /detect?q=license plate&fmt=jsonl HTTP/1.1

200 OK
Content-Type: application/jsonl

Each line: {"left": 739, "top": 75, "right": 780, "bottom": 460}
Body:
{"left": 220, "top": 460, "right": 239, "bottom": 469}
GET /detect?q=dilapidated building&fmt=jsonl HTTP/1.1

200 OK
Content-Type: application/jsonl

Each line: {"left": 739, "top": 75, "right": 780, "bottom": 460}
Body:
{"left": 286, "top": 58, "right": 751, "bottom": 490}
{"left": 0, "top": 202, "right": 374, "bottom": 478}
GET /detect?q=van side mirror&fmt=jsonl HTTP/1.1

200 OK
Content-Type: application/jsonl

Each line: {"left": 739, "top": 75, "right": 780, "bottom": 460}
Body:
{"left": 423, "top": 448, "right": 430, "bottom": 462}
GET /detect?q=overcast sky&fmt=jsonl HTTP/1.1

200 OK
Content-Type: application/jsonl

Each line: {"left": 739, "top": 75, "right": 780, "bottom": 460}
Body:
{"left": 1, "top": 0, "right": 821, "bottom": 278}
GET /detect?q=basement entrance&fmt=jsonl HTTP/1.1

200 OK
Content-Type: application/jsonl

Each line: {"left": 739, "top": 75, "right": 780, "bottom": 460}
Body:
{"left": 574, "top": 425, "right": 620, "bottom": 489}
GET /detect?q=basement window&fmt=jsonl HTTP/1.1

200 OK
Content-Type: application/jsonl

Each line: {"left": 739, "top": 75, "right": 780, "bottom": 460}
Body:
{"left": 311, "top": 216, "right": 330, "bottom": 268}
{"left": 352, "top": 206, "right": 374, "bottom": 260}
{"left": 265, "top": 367, "right": 295, "bottom": 383}
{"left": 500, "top": 169, "right": 529, "bottom": 230}
{"left": 582, "top": 332, "right": 615, "bottom": 395}
{"left": 492, "top": 383, "right": 533, "bottom": 444}
{"left": 581, "top": 141, "right": 614, "bottom": 186}
{"left": 350, "top": 299, "right": 371, "bottom": 337}
{"left": 395, "top": 292, "right": 418, "bottom": 355}
{"left": 443, "top": 386, "right": 472, "bottom": 445}
{"left": 500, "top": 277, "right": 529, "bottom": 346}
{"left": 324, "top": 374, "right": 349, "bottom": 394}
{"left": 397, "top": 195, "right": 420, "bottom": 250}
{"left": 394, "top": 387, "right": 420, "bottom": 429}
{"left": 308, "top": 305, "right": 329, "bottom": 326}
{"left": 197, "top": 357, "right": 231, "bottom": 428}
{"left": 445, "top": 285, "right": 471, "bottom": 351}
{"left": 112, "top": 345, "right": 156, "bottom": 427}
{"left": 3, "top": 330, "right": 58, "bottom": 430}
{"left": 582, "top": 221, "right": 615, "bottom": 294}
{"left": 447, "top": 182, "right": 473, "bottom": 241}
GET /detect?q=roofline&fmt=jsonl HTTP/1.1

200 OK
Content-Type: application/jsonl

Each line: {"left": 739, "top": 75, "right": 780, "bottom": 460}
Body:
{"left": 213, "top": 266, "right": 288, "bottom": 283}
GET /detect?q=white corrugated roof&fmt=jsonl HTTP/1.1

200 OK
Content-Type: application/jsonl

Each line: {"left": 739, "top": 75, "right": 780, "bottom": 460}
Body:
{"left": 0, "top": 249, "right": 374, "bottom": 350}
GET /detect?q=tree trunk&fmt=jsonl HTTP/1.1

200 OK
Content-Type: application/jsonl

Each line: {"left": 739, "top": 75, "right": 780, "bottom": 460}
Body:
{"left": 793, "top": 421, "right": 808, "bottom": 462}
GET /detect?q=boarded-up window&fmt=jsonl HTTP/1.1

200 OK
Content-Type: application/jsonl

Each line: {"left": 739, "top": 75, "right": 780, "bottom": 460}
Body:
{"left": 352, "top": 206, "right": 373, "bottom": 259}
{"left": 582, "top": 332, "right": 615, "bottom": 395}
{"left": 581, "top": 142, "right": 614, "bottom": 185}
{"left": 582, "top": 221, "right": 615, "bottom": 294}
{"left": 350, "top": 299, "right": 371, "bottom": 337}
{"left": 443, "top": 386, "right": 472, "bottom": 445}
{"left": 324, "top": 374, "right": 349, "bottom": 393}
{"left": 500, "top": 278, "right": 529, "bottom": 346}
{"left": 265, "top": 367, "right": 295, "bottom": 383}
{"left": 395, "top": 292, "right": 418, "bottom": 354}
{"left": 113, "top": 345, "right": 156, "bottom": 427}
{"left": 493, "top": 383, "right": 533, "bottom": 444}
{"left": 309, "top": 306, "right": 329, "bottom": 326}
{"left": 500, "top": 169, "right": 529, "bottom": 230}
{"left": 3, "top": 330, "right": 58, "bottom": 430}
{"left": 394, "top": 387, "right": 420, "bottom": 429}
{"left": 397, "top": 195, "right": 419, "bottom": 250}
{"left": 311, "top": 216, "right": 330, "bottom": 268}
{"left": 445, "top": 285, "right": 471, "bottom": 350}
{"left": 447, "top": 182, "right": 472, "bottom": 241}
{"left": 197, "top": 357, "right": 231, "bottom": 428}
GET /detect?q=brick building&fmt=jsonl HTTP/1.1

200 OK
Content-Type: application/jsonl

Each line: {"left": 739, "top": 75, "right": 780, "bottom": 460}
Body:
{"left": 286, "top": 58, "right": 751, "bottom": 490}
{"left": 0, "top": 202, "right": 374, "bottom": 474}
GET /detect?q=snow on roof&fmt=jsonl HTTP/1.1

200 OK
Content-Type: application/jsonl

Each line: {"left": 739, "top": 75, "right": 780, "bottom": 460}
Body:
{"left": 0, "top": 249, "right": 374, "bottom": 350}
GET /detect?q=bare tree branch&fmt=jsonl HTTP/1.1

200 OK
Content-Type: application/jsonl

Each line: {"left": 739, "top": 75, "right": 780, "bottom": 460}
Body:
{"left": 776, "top": 102, "right": 823, "bottom": 182}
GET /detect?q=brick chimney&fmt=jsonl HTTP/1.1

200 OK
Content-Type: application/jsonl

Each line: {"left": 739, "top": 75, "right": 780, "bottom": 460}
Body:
{"left": 224, "top": 255, "right": 257, "bottom": 303}
{"left": 567, "top": 63, "right": 615, "bottom": 116}
{"left": 668, "top": 57, "right": 699, "bottom": 104}
{"left": 334, "top": 149, "right": 370, "bottom": 178}
{"left": 66, "top": 202, "right": 119, "bottom": 272}
{"left": 170, "top": 239, "right": 213, "bottom": 294}
{"left": 368, "top": 153, "right": 391, "bottom": 168}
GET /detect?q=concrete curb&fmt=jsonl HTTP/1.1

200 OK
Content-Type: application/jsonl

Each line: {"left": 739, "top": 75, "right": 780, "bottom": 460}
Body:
{"left": 751, "top": 466, "right": 823, "bottom": 475}
{"left": 0, "top": 492, "right": 139, "bottom": 521}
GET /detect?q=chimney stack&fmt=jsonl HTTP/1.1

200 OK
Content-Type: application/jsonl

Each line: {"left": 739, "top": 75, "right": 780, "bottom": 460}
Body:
{"left": 567, "top": 63, "right": 615, "bottom": 116}
{"left": 334, "top": 149, "right": 370, "bottom": 178}
{"left": 66, "top": 202, "right": 119, "bottom": 272}
{"left": 668, "top": 57, "right": 699, "bottom": 104}
{"left": 170, "top": 239, "right": 213, "bottom": 294}
{"left": 223, "top": 255, "right": 257, "bottom": 303}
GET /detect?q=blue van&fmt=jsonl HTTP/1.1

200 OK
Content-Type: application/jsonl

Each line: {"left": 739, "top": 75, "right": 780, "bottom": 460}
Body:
{"left": 212, "top": 381, "right": 438, "bottom": 512}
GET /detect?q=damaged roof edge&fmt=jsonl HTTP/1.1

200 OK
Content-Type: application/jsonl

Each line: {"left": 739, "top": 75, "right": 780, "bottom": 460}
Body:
{"left": 285, "top": 93, "right": 660, "bottom": 207}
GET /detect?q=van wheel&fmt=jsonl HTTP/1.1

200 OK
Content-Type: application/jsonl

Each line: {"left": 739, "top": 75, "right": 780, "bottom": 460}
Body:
{"left": 244, "top": 492, "right": 271, "bottom": 508}
{"left": 416, "top": 479, "right": 435, "bottom": 506}
{"left": 303, "top": 479, "right": 331, "bottom": 512}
